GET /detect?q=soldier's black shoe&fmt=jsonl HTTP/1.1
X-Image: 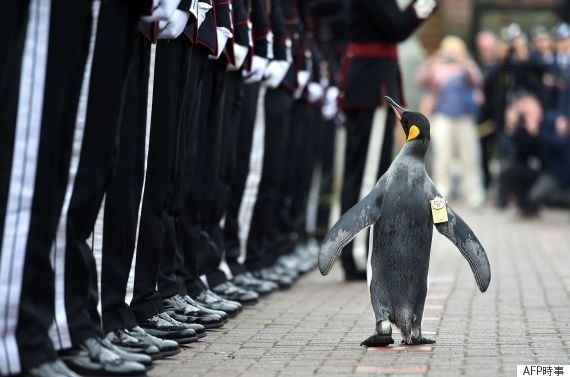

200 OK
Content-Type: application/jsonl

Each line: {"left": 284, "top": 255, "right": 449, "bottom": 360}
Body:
{"left": 211, "top": 281, "right": 259, "bottom": 306}
{"left": 27, "top": 359, "right": 80, "bottom": 377}
{"left": 183, "top": 295, "right": 229, "bottom": 322}
{"left": 59, "top": 337, "right": 147, "bottom": 376}
{"left": 253, "top": 268, "right": 293, "bottom": 289}
{"left": 161, "top": 312, "right": 207, "bottom": 339}
{"left": 138, "top": 312, "right": 198, "bottom": 344}
{"left": 106, "top": 329, "right": 160, "bottom": 360}
{"left": 193, "top": 290, "right": 242, "bottom": 317}
{"left": 162, "top": 294, "right": 225, "bottom": 329}
{"left": 232, "top": 272, "right": 278, "bottom": 296}
{"left": 127, "top": 326, "right": 181, "bottom": 358}
{"left": 101, "top": 339, "right": 153, "bottom": 367}
{"left": 272, "top": 264, "right": 299, "bottom": 281}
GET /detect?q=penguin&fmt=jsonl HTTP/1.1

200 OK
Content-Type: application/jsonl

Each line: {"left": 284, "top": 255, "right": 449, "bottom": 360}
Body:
{"left": 319, "top": 96, "right": 491, "bottom": 347}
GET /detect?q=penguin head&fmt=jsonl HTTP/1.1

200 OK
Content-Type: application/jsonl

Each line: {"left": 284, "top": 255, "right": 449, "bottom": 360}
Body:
{"left": 384, "top": 96, "right": 430, "bottom": 143}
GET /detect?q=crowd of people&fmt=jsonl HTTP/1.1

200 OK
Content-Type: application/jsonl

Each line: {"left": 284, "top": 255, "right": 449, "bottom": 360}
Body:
{"left": 418, "top": 22, "right": 570, "bottom": 216}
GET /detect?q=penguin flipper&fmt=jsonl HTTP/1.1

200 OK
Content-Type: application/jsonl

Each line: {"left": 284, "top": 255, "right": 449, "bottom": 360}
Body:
{"left": 318, "top": 186, "right": 382, "bottom": 275}
{"left": 434, "top": 206, "right": 491, "bottom": 292}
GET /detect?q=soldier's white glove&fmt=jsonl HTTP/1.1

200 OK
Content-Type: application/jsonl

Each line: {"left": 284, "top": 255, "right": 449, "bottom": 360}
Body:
{"left": 228, "top": 44, "right": 250, "bottom": 71}
{"left": 307, "top": 82, "right": 324, "bottom": 103}
{"left": 266, "top": 32, "right": 274, "bottom": 60}
{"left": 142, "top": 0, "right": 181, "bottom": 22}
{"left": 413, "top": 0, "right": 437, "bottom": 19}
{"left": 322, "top": 86, "right": 339, "bottom": 120}
{"left": 263, "top": 60, "right": 291, "bottom": 88}
{"left": 210, "top": 27, "right": 233, "bottom": 59}
{"left": 293, "top": 70, "right": 311, "bottom": 98}
{"left": 197, "top": 1, "right": 212, "bottom": 29}
{"left": 158, "top": 10, "right": 190, "bottom": 39}
{"left": 243, "top": 55, "right": 270, "bottom": 84}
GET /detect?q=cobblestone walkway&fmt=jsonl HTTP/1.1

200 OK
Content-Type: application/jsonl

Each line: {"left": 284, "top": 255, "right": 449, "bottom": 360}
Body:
{"left": 149, "top": 207, "right": 570, "bottom": 377}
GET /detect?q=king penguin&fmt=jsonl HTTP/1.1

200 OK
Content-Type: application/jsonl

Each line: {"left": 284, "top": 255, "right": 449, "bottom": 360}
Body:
{"left": 319, "top": 96, "right": 491, "bottom": 347}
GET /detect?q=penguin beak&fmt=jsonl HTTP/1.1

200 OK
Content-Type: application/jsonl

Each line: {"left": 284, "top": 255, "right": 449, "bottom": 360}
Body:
{"left": 384, "top": 96, "right": 406, "bottom": 122}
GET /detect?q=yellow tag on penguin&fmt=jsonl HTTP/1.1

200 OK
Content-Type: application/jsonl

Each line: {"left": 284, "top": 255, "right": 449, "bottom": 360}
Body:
{"left": 430, "top": 197, "right": 448, "bottom": 224}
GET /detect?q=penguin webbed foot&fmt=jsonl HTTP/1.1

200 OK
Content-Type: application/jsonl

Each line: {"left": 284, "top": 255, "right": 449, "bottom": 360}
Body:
{"left": 401, "top": 337, "right": 436, "bottom": 345}
{"left": 361, "top": 334, "right": 394, "bottom": 347}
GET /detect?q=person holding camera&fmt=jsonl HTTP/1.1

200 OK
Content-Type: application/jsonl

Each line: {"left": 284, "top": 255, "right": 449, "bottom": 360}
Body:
{"left": 417, "top": 35, "right": 485, "bottom": 208}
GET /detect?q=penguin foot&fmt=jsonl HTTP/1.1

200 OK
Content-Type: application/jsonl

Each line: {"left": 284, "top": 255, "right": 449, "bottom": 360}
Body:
{"left": 360, "top": 334, "right": 394, "bottom": 347}
{"left": 401, "top": 337, "right": 436, "bottom": 345}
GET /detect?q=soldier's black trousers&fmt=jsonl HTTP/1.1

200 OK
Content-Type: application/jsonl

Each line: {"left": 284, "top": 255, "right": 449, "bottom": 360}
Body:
{"left": 157, "top": 46, "right": 210, "bottom": 299}
{"left": 199, "top": 70, "right": 245, "bottom": 287}
{"left": 132, "top": 38, "right": 192, "bottom": 322}
{"left": 0, "top": 0, "right": 91, "bottom": 373}
{"left": 340, "top": 108, "right": 395, "bottom": 274}
{"left": 224, "top": 82, "right": 262, "bottom": 276}
{"left": 245, "top": 88, "right": 294, "bottom": 271}
{"left": 55, "top": 0, "right": 143, "bottom": 349}
{"left": 189, "top": 60, "right": 228, "bottom": 284}
{"left": 101, "top": 35, "right": 151, "bottom": 334}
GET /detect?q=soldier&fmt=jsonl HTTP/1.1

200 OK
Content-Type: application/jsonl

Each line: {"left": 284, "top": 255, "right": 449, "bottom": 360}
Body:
{"left": 338, "top": 0, "right": 437, "bottom": 281}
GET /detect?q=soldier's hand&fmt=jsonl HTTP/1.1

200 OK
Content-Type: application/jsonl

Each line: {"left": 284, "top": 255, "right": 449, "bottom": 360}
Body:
{"left": 413, "top": 0, "right": 437, "bottom": 19}
{"left": 197, "top": 1, "right": 213, "bottom": 29}
{"left": 263, "top": 60, "right": 291, "bottom": 88}
{"left": 142, "top": 0, "right": 181, "bottom": 22}
{"left": 243, "top": 56, "right": 270, "bottom": 84}
{"left": 158, "top": 10, "right": 190, "bottom": 39}
{"left": 307, "top": 83, "right": 324, "bottom": 104}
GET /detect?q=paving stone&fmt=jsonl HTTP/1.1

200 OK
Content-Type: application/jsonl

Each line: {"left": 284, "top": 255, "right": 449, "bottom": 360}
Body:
{"left": 147, "top": 207, "right": 570, "bottom": 376}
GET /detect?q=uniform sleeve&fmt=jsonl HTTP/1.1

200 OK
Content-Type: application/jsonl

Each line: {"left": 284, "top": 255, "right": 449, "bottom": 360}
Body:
{"left": 271, "top": 0, "right": 289, "bottom": 60}
{"left": 250, "top": 0, "right": 270, "bottom": 57}
{"left": 360, "top": 0, "right": 424, "bottom": 43}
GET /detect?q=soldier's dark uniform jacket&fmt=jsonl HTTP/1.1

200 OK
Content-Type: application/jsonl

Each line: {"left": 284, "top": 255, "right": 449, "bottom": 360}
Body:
{"left": 225, "top": 0, "right": 250, "bottom": 65}
{"left": 250, "top": 0, "right": 271, "bottom": 58}
{"left": 339, "top": 0, "right": 425, "bottom": 109}
{"left": 279, "top": 0, "right": 304, "bottom": 94}
{"left": 270, "top": 0, "right": 289, "bottom": 61}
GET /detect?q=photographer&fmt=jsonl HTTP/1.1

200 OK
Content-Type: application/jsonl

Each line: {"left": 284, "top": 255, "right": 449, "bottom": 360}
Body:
{"left": 501, "top": 95, "right": 570, "bottom": 216}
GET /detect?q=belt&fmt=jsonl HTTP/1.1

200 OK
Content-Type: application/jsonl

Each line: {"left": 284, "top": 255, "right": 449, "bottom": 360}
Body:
{"left": 345, "top": 42, "right": 398, "bottom": 59}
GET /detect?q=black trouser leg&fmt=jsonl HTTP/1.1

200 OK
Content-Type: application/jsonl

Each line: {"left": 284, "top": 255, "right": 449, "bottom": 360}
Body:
{"left": 193, "top": 60, "right": 228, "bottom": 279}
{"left": 62, "top": 0, "right": 141, "bottom": 347}
{"left": 245, "top": 88, "right": 294, "bottom": 271}
{"left": 132, "top": 38, "right": 191, "bottom": 322}
{"left": 0, "top": 0, "right": 91, "bottom": 372}
{"left": 163, "top": 48, "right": 210, "bottom": 298}
{"left": 340, "top": 109, "right": 375, "bottom": 274}
{"left": 158, "top": 46, "right": 208, "bottom": 300}
{"left": 101, "top": 35, "right": 150, "bottom": 333}
{"left": 203, "top": 71, "right": 244, "bottom": 287}
{"left": 224, "top": 83, "right": 261, "bottom": 276}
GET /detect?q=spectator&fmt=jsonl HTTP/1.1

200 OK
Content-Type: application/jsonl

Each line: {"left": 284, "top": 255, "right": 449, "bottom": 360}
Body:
{"left": 501, "top": 95, "right": 570, "bottom": 216}
{"left": 475, "top": 30, "right": 500, "bottom": 190}
{"left": 552, "top": 23, "right": 570, "bottom": 115}
{"left": 417, "top": 36, "right": 485, "bottom": 208}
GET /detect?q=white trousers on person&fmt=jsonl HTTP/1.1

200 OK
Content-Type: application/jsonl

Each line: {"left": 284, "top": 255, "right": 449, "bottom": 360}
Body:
{"left": 431, "top": 113, "right": 485, "bottom": 207}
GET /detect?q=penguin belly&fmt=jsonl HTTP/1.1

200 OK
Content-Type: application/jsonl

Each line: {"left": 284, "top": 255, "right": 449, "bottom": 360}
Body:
{"left": 368, "top": 194, "right": 433, "bottom": 334}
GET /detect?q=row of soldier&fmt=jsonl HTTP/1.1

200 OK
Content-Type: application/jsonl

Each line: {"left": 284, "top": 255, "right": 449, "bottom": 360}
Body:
{"left": 1, "top": 0, "right": 341, "bottom": 375}
{"left": 1, "top": 0, "right": 439, "bottom": 375}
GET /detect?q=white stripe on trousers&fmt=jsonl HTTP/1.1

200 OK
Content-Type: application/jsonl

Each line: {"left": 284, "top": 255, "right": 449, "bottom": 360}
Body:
{"left": 237, "top": 85, "right": 266, "bottom": 263}
{"left": 352, "top": 108, "right": 387, "bottom": 271}
{"left": 49, "top": 0, "right": 101, "bottom": 351}
{"left": 0, "top": 0, "right": 51, "bottom": 373}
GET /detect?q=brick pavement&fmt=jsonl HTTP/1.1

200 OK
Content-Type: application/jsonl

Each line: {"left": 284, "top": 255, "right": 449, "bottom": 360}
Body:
{"left": 148, "top": 206, "right": 570, "bottom": 377}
